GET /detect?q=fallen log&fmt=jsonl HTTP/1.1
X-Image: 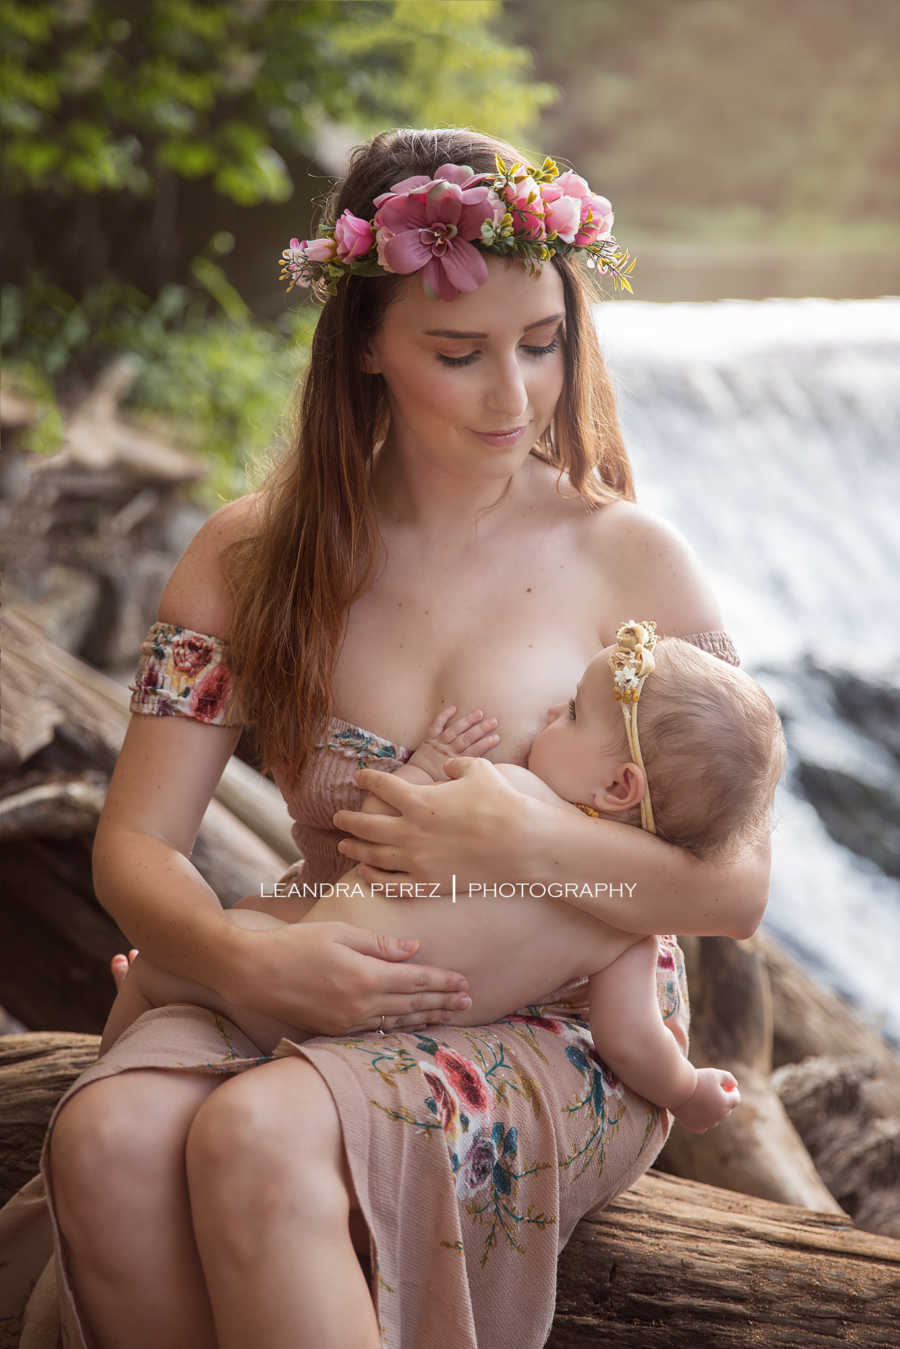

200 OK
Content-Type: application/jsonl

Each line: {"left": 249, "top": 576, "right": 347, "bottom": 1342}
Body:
{"left": 773, "top": 1054, "right": 900, "bottom": 1239}
{"left": 756, "top": 926, "right": 897, "bottom": 1071}
{"left": 549, "top": 1170, "right": 900, "bottom": 1347}
{"left": 0, "top": 1034, "right": 98, "bottom": 1200}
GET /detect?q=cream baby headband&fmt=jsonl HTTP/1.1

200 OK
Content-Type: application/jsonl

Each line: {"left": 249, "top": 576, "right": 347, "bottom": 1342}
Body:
{"left": 608, "top": 619, "right": 658, "bottom": 835}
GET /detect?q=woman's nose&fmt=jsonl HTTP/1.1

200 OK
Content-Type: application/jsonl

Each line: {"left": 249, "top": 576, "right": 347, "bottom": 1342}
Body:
{"left": 485, "top": 354, "right": 528, "bottom": 417}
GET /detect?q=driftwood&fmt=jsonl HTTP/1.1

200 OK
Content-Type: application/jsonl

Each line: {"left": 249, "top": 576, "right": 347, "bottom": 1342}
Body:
{"left": 550, "top": 1171, "right": 900, "bottom": 1347}
{"left": 757, "top": 926, "right": 897, "bottom": 1071}
{"left": 0, "top": 606, "right": 296, "bottom": 1032}
{"left": 658, "top": 933, "right": 900, "bottom": 1237}
{"left": 773, "top": 1054, "right": 900, "bottom": 1239}
{"left": 0, "top": 360, "right": 209, "bottom": 667}
{"left": 0, "top": 1033, "right": 99, "bottom": 1201}
{"left": 1, "top": 1034, "right": 899, "bottom": 1349}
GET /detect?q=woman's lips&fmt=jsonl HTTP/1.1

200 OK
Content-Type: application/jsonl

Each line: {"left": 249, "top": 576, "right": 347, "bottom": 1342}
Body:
{"left": 471, "top": 425, "right": 529, "bottom": 445}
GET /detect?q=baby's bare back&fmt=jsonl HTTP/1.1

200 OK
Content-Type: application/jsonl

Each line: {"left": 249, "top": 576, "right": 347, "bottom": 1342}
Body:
{"left": 234, "top": 869, "right": 637, "bottom": 1026}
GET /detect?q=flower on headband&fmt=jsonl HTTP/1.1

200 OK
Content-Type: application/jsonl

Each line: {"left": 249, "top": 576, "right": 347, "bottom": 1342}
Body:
{"left": 371, "top": 162, "right": 505, "bottom": 301}
{"left": 542, "top": 172, "right": 614, "bottom": 246}
{"left": 333, "top": 210, "right": 374, "bottom": 261}
{"left": 541, "top": 189, "right": 580, "bottom": 243}
{"left": 498, "top": 173, "right": 546, "bottom": 241}
{"left": 609, "top": 618, "right": 657, "bottom": 702}
{"left": 279, "top": 234, "right": 337, "bottom": 290}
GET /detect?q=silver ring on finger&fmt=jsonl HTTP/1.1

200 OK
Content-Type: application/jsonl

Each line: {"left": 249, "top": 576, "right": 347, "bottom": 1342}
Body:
{"left": 377, "top": 1014, "right": 386, "bottom": 1036}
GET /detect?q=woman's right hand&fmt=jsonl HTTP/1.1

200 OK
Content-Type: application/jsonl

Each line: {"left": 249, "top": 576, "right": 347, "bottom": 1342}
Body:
{"left": 110, "top": 920, "right": 472, "bottom": 1036}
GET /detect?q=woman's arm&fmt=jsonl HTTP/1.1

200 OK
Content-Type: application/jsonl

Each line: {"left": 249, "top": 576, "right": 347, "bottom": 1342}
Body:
{"left": 96, "top": 499, "right": 471, "bottom": 1036}
{"left": 335, "top": 760, "right": 769, "bottom": 939}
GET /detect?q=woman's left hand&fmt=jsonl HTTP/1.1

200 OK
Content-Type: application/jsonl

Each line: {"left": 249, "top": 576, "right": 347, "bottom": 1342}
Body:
{"left": 333, "top": 757, "right": 528, "bottom": 890}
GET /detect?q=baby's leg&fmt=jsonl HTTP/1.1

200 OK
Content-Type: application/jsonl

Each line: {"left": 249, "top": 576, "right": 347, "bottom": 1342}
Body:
{"left": 98, "top": 910, "right": 308, "bottom": 1057}
{"left": 588, "top": 936, "right": 740, "bottom": 1133}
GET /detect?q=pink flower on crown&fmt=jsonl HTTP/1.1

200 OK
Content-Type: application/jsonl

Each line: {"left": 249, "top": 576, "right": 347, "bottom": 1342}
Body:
{"left": 498, "top": 174, "right": 546, "bottom": 241}
{"left": 333, "top": 209, "right": 374, "bottom": 261}
{"left": 372, "top": 162, "right": 504, "bottom": 302}
{"left": 302, "top": 235, "right": 338, "bottom": 263}
{"left": 542, "top": 172, "right": 614, "bottom": 246}
{"left": 541, "top": 189, "right": 582, "bottom": 243}
{"left": 374, "top": 226, "right": 395, "bottom": 268}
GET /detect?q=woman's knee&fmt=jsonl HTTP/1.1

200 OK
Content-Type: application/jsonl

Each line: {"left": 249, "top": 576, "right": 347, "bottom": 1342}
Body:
{"left": 49, "top": 1071, "right": 217, "bottom": 1230}
{"left": 185, "top": 1060, "right": 348, "bottom": 1210}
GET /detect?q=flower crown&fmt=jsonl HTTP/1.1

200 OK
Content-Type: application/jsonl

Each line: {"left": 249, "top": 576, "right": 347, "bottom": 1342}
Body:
{"left": 279, "top": 154, "right": 636, "bottom": 303}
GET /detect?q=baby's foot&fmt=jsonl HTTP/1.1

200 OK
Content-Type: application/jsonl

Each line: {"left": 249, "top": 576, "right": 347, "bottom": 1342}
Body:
{"left": 672, "top": 1068, "right": 740, "bottom": 1133}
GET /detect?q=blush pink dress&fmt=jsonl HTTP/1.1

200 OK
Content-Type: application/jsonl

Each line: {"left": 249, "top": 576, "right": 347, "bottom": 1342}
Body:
{"left": 0, "top": 622, "right": 741, "bottom": 1349}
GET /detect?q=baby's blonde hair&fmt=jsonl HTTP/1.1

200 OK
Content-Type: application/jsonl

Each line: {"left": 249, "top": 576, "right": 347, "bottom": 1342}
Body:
{"left": 611, "top": 639, "right": 786, "bottom": 862}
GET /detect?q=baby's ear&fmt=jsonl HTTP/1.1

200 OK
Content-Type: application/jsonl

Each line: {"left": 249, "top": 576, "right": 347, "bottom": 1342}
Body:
{"left": 597, "top": 762, "right": 646, "bottom": 813}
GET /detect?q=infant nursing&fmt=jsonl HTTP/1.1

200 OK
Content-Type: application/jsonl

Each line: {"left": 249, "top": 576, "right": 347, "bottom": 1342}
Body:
{"left": 104, "top": 622, "right": 785, "bottom": 1135}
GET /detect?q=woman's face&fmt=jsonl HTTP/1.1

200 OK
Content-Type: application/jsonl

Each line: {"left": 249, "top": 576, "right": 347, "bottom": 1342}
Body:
{"left": 363, "top": 254, "right": 566, "bottom": 476}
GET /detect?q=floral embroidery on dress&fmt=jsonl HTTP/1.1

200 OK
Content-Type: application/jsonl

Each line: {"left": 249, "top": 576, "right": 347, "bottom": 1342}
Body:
{"left": 319, "top": 997, "right": 651, "bottom": 1271}
{"left": 313, "top": 723, "right": 413, "bottom": 769}
{"left": 656, "top": 933, "right": 688, "bottom": 1025}
{"left": 360, "top": 1026, "right": 559, "bottom": 1264}
{"left": 302, "top": 925, "right": 685, "bottom": 1275}
{"left": 128, "top": 621, "right": 241, "bottom": 726}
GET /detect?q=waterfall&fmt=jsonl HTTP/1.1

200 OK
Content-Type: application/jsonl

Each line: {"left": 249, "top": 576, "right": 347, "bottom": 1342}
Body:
{"left": 596, "top": 297, "right": 900, "bottom": 1041}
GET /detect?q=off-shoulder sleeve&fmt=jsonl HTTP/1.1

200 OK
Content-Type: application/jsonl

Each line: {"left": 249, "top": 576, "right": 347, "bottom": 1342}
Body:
{"left": 127, "top": 621, "right": 243, "bottom": 727}
{"left": 676, "top": 629, "right": 741, "bottom": 667}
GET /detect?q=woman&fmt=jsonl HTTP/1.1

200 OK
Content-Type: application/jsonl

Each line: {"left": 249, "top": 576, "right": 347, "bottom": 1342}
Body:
{"left": 1, "top": 127, "right": 768, "bottom": 1349}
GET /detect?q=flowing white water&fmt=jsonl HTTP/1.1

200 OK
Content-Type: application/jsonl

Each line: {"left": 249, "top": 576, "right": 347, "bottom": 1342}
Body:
{"left": 595, "top": 296, "right": 900, "bottom": 1041}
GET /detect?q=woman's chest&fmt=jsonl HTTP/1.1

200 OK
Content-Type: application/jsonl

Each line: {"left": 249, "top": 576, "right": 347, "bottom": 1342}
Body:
{"left": 330, "top": 521, "right": 622, "bottom": 765}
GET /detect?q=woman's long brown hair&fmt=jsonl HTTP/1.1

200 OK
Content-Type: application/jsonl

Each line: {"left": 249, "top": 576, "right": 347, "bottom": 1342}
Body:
{"left": 222, "top": 127, "right": 635, "bottom": 790}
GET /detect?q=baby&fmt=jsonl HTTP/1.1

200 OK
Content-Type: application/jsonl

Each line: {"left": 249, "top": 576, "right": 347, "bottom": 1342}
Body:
{"left": 101, "top": 620, "right": 785, "bottom": 1134}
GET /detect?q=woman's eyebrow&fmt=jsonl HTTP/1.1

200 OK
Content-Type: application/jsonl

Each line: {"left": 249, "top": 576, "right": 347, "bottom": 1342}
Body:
{"left": 423, "top": 311, "right": 565, "bottom": 338}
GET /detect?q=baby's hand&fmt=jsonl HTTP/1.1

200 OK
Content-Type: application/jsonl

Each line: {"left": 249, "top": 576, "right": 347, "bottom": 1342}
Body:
{"left": 408, "top": 706, "right": 500, "bottom": 782}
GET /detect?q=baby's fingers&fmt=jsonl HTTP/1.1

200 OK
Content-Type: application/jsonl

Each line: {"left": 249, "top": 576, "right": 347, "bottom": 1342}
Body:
{"left": 443, "top": 709, "right": 498, "bottom": 749}
{"left": 426, "top": 705, "right": 457, "bottom": 738}
{"left": 461, "top": 731, "right": 501, "bottom": 758}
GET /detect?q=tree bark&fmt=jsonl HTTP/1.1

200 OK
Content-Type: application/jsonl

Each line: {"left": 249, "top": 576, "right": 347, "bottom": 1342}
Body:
{"left": 549, "top": 1170, "right": 900, "bottom": 1346}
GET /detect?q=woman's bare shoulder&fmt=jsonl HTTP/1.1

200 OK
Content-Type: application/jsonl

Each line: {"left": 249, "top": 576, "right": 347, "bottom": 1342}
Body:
{"left": 156, "top": 492, "right": 263, "bottom": 636}
{"left": 584, "top": 498, "right": 725, "bottom": 636}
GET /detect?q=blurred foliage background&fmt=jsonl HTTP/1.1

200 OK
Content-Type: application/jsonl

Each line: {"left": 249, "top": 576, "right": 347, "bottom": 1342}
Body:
{"left": 2, "top": 0, "right": 897, "bottom": 505}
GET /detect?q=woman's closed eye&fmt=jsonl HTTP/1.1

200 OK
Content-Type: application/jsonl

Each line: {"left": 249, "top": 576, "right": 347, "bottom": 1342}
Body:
{"left": 438, "top": 336, "right": 561, "bottom": 368}
{"left": 568, "top": 697, "right": 576, "bottom": 720}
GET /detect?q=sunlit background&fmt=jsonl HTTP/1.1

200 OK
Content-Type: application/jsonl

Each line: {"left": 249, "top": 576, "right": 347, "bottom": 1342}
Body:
{"left": 2, "top": 0, "right": 898, "bottom": 1038}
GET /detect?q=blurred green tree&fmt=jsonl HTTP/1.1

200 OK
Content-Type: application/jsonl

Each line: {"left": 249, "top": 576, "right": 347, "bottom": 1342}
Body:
{"left": 0, "top": 0, "right": 555, "bottom": 490}
{"left": 1, "top": 0, "right": 554, "bottom": 292}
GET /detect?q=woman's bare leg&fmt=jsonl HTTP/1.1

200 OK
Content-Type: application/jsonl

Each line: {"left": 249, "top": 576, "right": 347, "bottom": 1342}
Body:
{"left": 49, "top": 1070, "right": 223, "bottom": 1349}
{"left": 186, "top": 1055, "right": 380, "bottom": 1349}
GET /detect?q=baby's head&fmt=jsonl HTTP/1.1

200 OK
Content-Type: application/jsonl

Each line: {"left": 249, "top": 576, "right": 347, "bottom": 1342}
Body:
{"left": 528, "top": 629, "right": 786, "bottom": 862}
